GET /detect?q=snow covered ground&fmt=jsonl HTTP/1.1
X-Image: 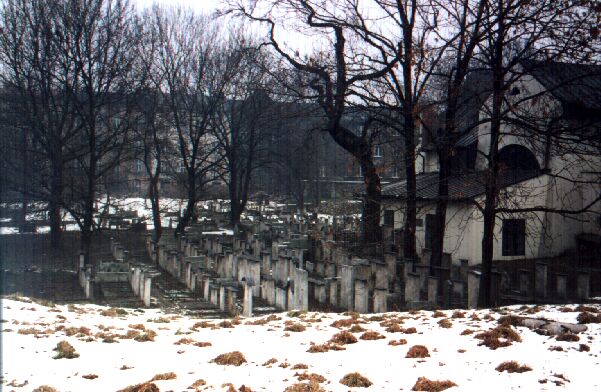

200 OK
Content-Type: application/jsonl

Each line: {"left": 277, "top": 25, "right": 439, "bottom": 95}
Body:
{"left": 2, "top": 298, "right": 600, "bottom": 391}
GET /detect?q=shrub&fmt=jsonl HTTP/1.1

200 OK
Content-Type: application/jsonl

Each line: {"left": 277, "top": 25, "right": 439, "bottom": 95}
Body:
{"left": 360, "top": 331, "right": 385, "bottom": 340}
{"left": 579, "top": 344, "right": 590, "bottom": 352}
{"left": 411, "top": 377, "right": 457, "bottom": 391}
{"left": 330, "top": 331, "right": 358, "bottom": 345}
{"left": 339, "top": 372, "right": 372, "bottom": 388}
{"left": 385, "top": 323, "right": 404, "bottom": 333}
{"left": 495, "top": 361, "right": 532, "bottom": 373}
{"left": 460, "top": 329, "right": 474, "bottom": 335}
{"left": 432, "top": 311, "right": 446, "bottom": 318}
{"left": 53, "top": 340, "right": 79, "bottom": 359}
{"left": 406, "top": 345, "right": 430, "bottom": 358}
{"left": 285, "top": 323, "right": 306, "bottom": 332}
{"left": 213, "top": 351, "right": 247, "bottom": 366}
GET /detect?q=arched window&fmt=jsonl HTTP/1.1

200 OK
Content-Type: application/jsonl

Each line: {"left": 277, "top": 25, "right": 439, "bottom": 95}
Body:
{"left": 498, "top": 144, "right": 540, "bottom": 171}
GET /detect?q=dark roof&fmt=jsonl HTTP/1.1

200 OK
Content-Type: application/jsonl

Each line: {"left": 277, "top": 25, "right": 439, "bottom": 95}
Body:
{"left": 382, "top": 169, "right": 540, "bottom": 201}
{"left": 522, "top": 60, "right": 601, "bottom": 112}
{"left": 455, "top": 70, "right": 493, "bottom": 135}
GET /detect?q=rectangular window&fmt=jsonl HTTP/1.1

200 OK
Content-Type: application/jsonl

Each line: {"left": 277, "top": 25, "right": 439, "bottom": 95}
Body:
{"left": 424, "top": 214, "right": 438, "bottom": 249}
{"left": 383, "top": 210, "right": 395, "bottom": 226}
{"left": 502, "top": 219, "right": 526, "bottom": 256}
{"left": 134, "top": 159, "right": 143, "bottom": 173}
{"left": 374, "top": 145, "right": 382, "bottom": 158}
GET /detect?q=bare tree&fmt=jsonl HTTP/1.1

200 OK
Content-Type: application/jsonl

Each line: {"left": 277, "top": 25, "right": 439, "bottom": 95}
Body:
{"left": 55, "top": 0, "right": 140, "bottom": 266}
{"left": 228, "top": 0, "right": 403, "bottom": 246}
{"left": 0, "top": 0, "right": 81, "bottom": 252}
{"left": 212, "top": 38, "right": 274, "bottom": 228}
{"left": 151, "top": 6, "right": 240, "bottom": 235}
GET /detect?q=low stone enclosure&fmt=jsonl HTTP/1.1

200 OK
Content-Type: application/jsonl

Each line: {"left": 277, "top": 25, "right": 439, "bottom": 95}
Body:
{"left": 77, "top": 208, "right": 599, "bottom": 315}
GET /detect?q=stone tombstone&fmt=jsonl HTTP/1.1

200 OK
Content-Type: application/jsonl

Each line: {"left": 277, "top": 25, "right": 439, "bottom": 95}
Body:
{"left": 354, "top": 279, "right": 368, "bottom": 314}
{"left": 577, "top": 272, "right": 590, "bottom": 300}
{"left": 329, "top": 277, "right": 340, "bottom": 308}
{"left": 519, "top": 269, "right": 530, "bottom": 297}
{"left": 295, "top": 268, "right": 309, "bottom": 311}
{"left": 556, "top": 273, "right": 567, "bottom": 300}
{"left": 340, "top": 264, "right": 355, "bottom": 310}
{"left": 535, "top": 262, "right": 548, "bottom": 299}
{"left": 373, "top": 288, "right": 387, "bottom": 313}
{"left": 404, "top": 272, "right": 420, "bottom": 306}
{"left": 219, "top": 285, "right": 227, "bottom": 312}
{"left": 467, "top": 270, "right": 481, "bottom": 309}
{"left": 427, "top": 276, "right": 439, "bottom": 305}
{"left": 243, "top": 282, "right": 253, "bottom": 317}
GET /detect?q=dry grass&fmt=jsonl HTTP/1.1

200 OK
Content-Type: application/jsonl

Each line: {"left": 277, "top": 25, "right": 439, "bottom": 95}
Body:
{"left": 116, "top": 382, "right": 160, "bottom": 392}
{"left": 403, "top": 327, "right": 417, "bottom": 334}
{"left": 406, "top": 345, "right": 430, "bottom": 358}
{"left": 438, "top": 319, "right": 452, "bottom": 329}
{"left": 285, "top": 323, "right": 307, "bottom": 332}
{"left": 101, "top": 308, "right": 128, "bottom": 317}
{"left": 451, "top": 311, "right": 465, "bottom": 319}
{"left": 495, "top": 361, "right": 532, "bottom": 373}
{"left": 431, "top": 311, "right": 446, "bottom": 318}
{"left": 279, "top": 362, "right": 290, "bottom": 368}
{"left": 219, "top": 320, "right": 234, "bottom": 328}
{"left": 122, "top": 330, "right": 141, "bottom": 340}
{"left": 360, "top": 331, "right": 385, "bottom": 340}
{"left": 474, "top": 326, "right": 521, "bottom": 350}
{"left": 193, "top": 341, "right": 212, "bottom": 347}
{"left": 330, "top": 318, "right": 359, "bottom": 329}
{"left": 65, "top": 326, "right": 91, "bottom": 336}
{"left": 174, "top": 338, "right": 195, "bottom": 345}
{"left": 53, "top": 340, "right": 79, "bottom": 359}
{"left": 188, "top": 379, "right": 206, "bottom": 389}
{"left": 18, "top": 327, "right": 43, "bottom": 335}
{"left": 128, "top": 324, "right": 146, "bottom": 331}
{"left": 32, "top": 386, "right": 59, "bottom": 392}
{"left": 120, "top": 365, "right": 133, "bottom": 370}
{"left": 460, "top": 329, "right": 474, "bottom": 335}
{"left": 246, "top": 315, "right": 281, "bottom": 325}
{"left": 548, "top": 345, "right": 564, "bottom": 351}
{"left": 262, "top": 358, "right": 278, "bottom": 366}
{"left": 283, "top": 381, "right": 325, "bottom": 392}
{"left": 306, "top": 344, "right": 330, "bottom": 353}
{"left": 330, "top": 331, "right": 358, "bottom": 345}
{"left": 411, "top": 377, "right": 457, "bottom": 391}
{"left": 296, "top": 372, "right": 326, "bottom": 383}
{"left": 579, "top": 343, "right": 590, "bottom": 352}
{"left": 348, "top": 324, "right": 366, "bottom": 333}
{"left": 134, "top": 330, "right": 157, "bottom": 342}
{"left": 82, "top": 374, "right": 98, "bottom": 379}
{"left": 556, "top": 333, "right": 579, "bottom": 342}
{"left": 213, "top": 351, "right": 247, "bottom": 366}
{"left": 577, "top": 312, "right": 601, "bottom": 324}
{"left": 149, "top": 372, "right": 176, "bottom": 381}
{"left": 385, "top": 323, "right": 404, "bottom": 333}
{"left": 388, "top": 339, "right": 407, "bottom": 346}
{"left": 292, "top": 363, "right": 309, "bottom": 370}
{"left": 147, "top": 317, "right": 170, "bottom": 323}
{"left": 339, "top": 372, "right": 372, "bottom": 388}
{"left": 575, "top": 305, "right": 599, "bottom": 313}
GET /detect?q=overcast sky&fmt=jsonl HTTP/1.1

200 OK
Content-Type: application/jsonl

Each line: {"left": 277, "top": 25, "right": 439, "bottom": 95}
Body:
{"left": 135, "top": 0, "right": 222, "bottom": 14}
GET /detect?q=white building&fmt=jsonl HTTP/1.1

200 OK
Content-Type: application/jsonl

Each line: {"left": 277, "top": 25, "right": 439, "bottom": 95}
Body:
{"left": 381, "top": 61, "right": 601, "bottom": 267}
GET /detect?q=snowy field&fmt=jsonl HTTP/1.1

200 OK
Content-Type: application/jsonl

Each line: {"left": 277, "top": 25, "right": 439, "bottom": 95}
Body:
{"left": 2, "top": 298, "right": 600, "bottom": 391}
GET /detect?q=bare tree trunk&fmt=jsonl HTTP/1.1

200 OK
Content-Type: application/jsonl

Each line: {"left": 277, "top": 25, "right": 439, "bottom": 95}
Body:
{"left": 403, "top": 115, "right": 417, "bottom": 260}
{"left": 176, "top": 172, "right": 197, "bottom": 235}
{"left": 148, "top": 174, "right": 162, "bottom": 241}
{"left": 360, "top": 155, "right": 382, "bottom": 246}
